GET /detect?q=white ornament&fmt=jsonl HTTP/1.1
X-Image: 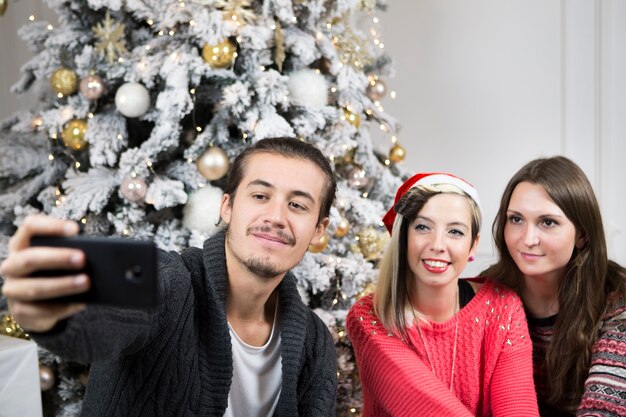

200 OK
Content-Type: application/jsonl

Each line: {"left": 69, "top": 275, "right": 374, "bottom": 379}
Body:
{"left": 183, "top": 185, "right": 224, "bottom": 234}
{"left": 115, "top": 82, "right": 151, "bottom": 118}
{"left": 287, "top": 69, "right": 329, "bottom": 108}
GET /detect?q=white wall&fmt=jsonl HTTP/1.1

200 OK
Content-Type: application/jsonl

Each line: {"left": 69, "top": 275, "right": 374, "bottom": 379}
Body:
{"left": 377, "top": 0, "right": 626, "bottom": 274}
{"left": 1, "top": 1, "right": 624, "bottom": 273}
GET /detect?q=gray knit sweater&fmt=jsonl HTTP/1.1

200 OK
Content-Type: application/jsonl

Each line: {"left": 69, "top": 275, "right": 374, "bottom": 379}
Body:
{"left": 32, "top": 230, "right": 337, "bottom": 416}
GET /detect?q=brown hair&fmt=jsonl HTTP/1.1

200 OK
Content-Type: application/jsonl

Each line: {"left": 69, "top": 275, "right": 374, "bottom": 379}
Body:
{"left": 483, "top": 156, "right": 626, "bottom": 408}
{"left": 374, "top": 184, "right": 481, "bottom": 340}
{"left": 224, "top": 137, "right": 337, "bottom": 224}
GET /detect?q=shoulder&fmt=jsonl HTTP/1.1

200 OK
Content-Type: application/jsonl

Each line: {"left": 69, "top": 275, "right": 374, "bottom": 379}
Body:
{"left": 347, "top": 295, "right": 376, "bottom": 324}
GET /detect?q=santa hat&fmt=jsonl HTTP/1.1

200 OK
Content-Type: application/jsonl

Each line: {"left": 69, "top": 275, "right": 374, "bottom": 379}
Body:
{"left": 382, "top": 172, "right": 481, "bottom": 234}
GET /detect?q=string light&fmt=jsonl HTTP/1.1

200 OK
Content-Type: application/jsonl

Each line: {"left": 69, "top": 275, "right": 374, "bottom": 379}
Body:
{"left": 28, "top": 15, "right": 35, "bottom": 21}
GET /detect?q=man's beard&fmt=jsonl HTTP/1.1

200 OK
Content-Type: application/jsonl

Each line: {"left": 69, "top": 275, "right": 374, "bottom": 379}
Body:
{"left": 226, "top": 225, "right": 296, "bottom": 278}
{"left": 242, "top": 256, "right": 283, "bottom": 278}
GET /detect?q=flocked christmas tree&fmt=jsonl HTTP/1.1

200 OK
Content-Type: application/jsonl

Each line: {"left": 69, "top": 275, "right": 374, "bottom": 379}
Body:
{"left": 0, "top": 0, "right": 408, "bottom": 415}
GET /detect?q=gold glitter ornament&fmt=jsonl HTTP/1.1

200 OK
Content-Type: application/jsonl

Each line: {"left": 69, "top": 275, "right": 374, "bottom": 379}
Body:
{"left": 356, "top": 227, "right": 387, "bottom": 261}
{"left": 0, "top": 313, "right": 29, "bottom": 340}
{"left": 389, "top": 143, "right": 406, "bottom": 163}
{"left": 202, "top": 39, "right": 237, "bottom": 69}
{"left": 62, "top": 119, "right": 88, "bottom": 150}
{"left": 334, "top": 217, "right": 350, "bottom": 237}
{"left": 308, "top": 233, "right": 329, "bottom": 253}
{"left": 343, "top": 108, "right": 361, "bottom": 128}
{"left": 0, "top": 0, "right": 7, "bottom": 16}
{"left": 196, "top": 146, "right": 230, "bottom": 180}
{"left": 93, "top": 11, "right": 128, "bottom": 63}
{"left": 50, "top": 67, "right": 78, "bottom": 96}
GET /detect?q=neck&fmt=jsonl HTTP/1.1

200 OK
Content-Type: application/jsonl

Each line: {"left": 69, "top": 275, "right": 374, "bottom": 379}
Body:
{"left": 521, "top": 274, "right": 560, "bottom": 319}
{"left": 413, "top": 281, "right": 459, "bottom": 323}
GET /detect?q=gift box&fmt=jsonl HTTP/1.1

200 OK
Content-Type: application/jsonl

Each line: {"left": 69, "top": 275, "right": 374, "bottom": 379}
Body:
{"left": 0, "top": 335, "right": 42, "bottom": 417}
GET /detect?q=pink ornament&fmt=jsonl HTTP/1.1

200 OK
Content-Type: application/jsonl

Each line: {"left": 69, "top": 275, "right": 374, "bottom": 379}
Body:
{"left": 120, "top": 175, "right": 147, "bottom": 202}
{"left": 79, "top": 74, "right": 106, "bottom": 100}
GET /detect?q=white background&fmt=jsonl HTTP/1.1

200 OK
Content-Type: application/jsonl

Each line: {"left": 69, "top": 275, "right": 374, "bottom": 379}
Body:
{"left": 1, "top": 0, "right": 624, "bottom": 275}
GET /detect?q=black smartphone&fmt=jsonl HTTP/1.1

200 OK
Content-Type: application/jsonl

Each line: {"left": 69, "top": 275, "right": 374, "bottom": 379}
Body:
{"left": 30, "top": 235, "right": 159, "bottom": 308}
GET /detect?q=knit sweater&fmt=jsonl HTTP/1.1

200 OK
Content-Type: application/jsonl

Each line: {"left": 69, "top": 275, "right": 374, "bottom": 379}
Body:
{"left": 528, "top": 293, "right": 626, "bottom": 417}
{"left": 347, "top": 279, "right": 539, "bottom": 417}
{"left": 31, "top": 230, "right": 337, "bottom": 416}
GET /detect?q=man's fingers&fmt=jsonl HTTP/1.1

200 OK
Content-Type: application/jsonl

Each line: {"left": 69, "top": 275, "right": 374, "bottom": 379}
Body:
{"left": 8, "top": 214, "right": 79, "bottom": 252}
{"left": 1, "top": 275, "right": 90, "bottom": 302}
{"left": 0, "top": 246, "right": 85, "bottom": 278}
{"left": 8, "top": 301, "right": 86, "bottom": 333}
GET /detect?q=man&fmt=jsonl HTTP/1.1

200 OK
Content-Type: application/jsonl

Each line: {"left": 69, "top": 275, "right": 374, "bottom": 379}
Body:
{"left": 0, "top": 137, "right": 338, "bottom": 416}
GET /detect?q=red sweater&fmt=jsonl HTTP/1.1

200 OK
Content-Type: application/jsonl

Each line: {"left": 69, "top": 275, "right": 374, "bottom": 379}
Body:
{"left": 347, "top": 279, "right": 539, "bottom": 417}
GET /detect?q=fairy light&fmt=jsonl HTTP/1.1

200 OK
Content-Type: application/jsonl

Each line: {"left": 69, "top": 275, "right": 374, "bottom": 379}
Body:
{"left": 122, "top": 228, "right": 130, "bottom": 236}
{"left": 196, "top": 126, "right": 202, "bottom": 132}
{"left": 145, "top": 160, "right": 153, "bottom": 168}
{"left": 57, "top": 93, "right": 64, "bottom": 99}
{"left": 242, "top": 132, "right": 248, "bottom": 139}
{"left": 28, "top": 15, "right": 35, "bottom": 21}
{"left": 169, "top": 30, "right": 175, "bottom": 36}
{"left": 189, "top": 20, "right": 196, "bottom": 27}
{"left": 81, "top": 218, "right": 87, "bottom": 224}
{"left": 147, "top": 19, "right": 154, "bottom": 26}
{"left": 145, "top": 45, "right": 151, "bottom": 50}
{"left": 198, "top": 183, "right": 205, "bottom": 188}
{"left": 47, "top": 24, "right": 53, "bottom": 30}
{"left": 75, "top": 161, "right": 81, "bottom": 169}
{"left": 88, "top": 112, "right": 94, "bottom": 119}
{"left": 384, "top": 159, "right": 390, "bottom": 166}
{"left": 51, "top": 133, "right": 58, "bottom": 139}
{"left": 390, "top": 90, "right": 397, "bottom": 99}
{"left": 189, "top": 88, "right": 196, "bottom": 95}
{"left": 48, "top": 154, "right": 54, "bottom": 161}
{"left": 118, "top": 57, "right": 124, "bottom": 63}
{"left": 379, "top": 124, "right": 387, "bottom": 131}
{"left": 158, "top": 30, "right": 164, "bottom": 36}
{"left": 391, "top": 135, "right": 398, "bottom": 144}
{"left": 362, "top": 192, "right": 369, "bottom": 198}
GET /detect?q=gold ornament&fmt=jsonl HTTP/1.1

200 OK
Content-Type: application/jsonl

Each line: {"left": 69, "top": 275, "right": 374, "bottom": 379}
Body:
{"left": 0, "top": 0, "right": 7, "bottom": 16}
{"left": 0, "top": 313, "right": 29, "bottom": 340}
{"left": 202, "top": 39, "right": 237, "bottom": 69}
{"left": 50, "top": 67, "right": 78, "bottom": 96}
{"left": 366, "top": 78, "right": 387, "bottom": 101}
{"left": 308, "top": 233, "right": 329, "bottom": 253}
{"left": 334, "top": 217, "right": 350, "bottom": 237}
{"left": 62, "top": 119, "right": 88, "bottom": 150}
{"left": 93, "top": 11, "right": 128, "bottom": 63}
{"left": 274, "top": 19, "right": 285, "bottom": 72}
{"left": 356, "top": 227, "right": 388, "bottom": 261}
{"left": 39, "top": 365, "right": 55, "bottom": 391}
{"left": 333, "top": 28, "right": 373, "bottom": 69}
{"left": 196, "top": 146, "right": 230, "bottom": 180}
{"left": 343, "top": 108, "right": 361, "bottom": 128}
{"left": 389, "top": 143, "right": 406, "bottom": 163}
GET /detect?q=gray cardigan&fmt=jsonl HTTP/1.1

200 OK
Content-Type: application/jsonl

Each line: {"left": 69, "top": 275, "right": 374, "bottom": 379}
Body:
{"left": 33, "top": 230, "right": 337, "bottom": 416}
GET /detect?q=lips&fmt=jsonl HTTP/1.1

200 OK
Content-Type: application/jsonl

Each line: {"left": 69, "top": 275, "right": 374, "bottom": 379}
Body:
{"left": 247, "top": 225, "right": 295, "bottom": 246}
{"left": 253, "top": 232, "right": 290, "bottom": 245}
{"left": 519, "top": 251, "right": 544, "bottom": 261}
{"left": 422, "top": 258, "right": 450, "bottom": 273}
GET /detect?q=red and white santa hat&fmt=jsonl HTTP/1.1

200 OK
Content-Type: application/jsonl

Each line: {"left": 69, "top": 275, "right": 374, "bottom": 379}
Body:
{"left": 382, "top": 172, "right": 481, "bottom": 234}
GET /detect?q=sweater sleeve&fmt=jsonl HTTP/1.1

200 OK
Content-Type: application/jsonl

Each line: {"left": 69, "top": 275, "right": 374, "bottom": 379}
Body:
{"left": 577, "top": 300, "right": 626, "bottom": 417}
{"left": 29, "top": 249, "right": 191, "bottom": 363}
{"left": 347, "top": 296, "right": 474, "bottom": 417}
{"left": 489, "top": 293, "right": 539, "bottom": 417}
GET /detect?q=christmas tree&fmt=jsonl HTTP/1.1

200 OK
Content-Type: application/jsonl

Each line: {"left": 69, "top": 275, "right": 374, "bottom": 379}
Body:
{"left": 0, "top": 0, "right": 405, "bottom": 415}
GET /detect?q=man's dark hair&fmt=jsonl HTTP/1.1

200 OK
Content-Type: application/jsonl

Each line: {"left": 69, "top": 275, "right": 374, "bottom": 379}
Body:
{"left": 224, "top": 137, "right": 337, "bottom": 223}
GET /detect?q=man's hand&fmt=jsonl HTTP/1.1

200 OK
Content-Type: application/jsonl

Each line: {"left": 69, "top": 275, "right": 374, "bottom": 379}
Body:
{"left": 0, "top": 215, "right": 90, "bottom": 332}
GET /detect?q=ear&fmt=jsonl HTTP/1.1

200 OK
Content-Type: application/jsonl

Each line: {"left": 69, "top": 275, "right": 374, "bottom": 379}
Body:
{"left": 469, "top": 233, "right": 480, "bottom": 258}
{"left": 220, "top": 194, "right": 233, "bottom": 225}
{"left": 309, "top": 217, "right": 330, "bottom": 245}
{"left": 575, "top": 232, "right": 588, "bottom": 249}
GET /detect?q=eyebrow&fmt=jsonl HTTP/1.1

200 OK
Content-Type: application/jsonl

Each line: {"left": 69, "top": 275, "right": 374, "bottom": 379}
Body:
{"left": 247, "top": 179, "right": 316, "bottom": 203}
{"left": 506, "top": 209, "right": 566, "bottom": 219}
{"left": 416, "top": 215, "right": 469, "bottom": 230}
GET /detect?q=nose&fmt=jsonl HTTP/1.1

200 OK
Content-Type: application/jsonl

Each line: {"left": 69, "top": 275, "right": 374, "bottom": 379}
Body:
{"left": 430, "top": 230, "right": 445, "bottom": 253}
{"left": 263, "top": 200, "right": 287, "bottom": 228}
{"left": 523, "top": 225, "right": 540, "bottom": 247}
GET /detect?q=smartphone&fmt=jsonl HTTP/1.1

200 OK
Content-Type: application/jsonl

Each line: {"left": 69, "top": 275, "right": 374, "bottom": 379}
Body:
{"left": 30, "top": 235, "right": 159, "bottom": 308}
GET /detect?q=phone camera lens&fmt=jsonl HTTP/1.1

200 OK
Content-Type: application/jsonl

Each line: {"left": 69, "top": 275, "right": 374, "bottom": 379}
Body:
{"left": 125, "top": 265, "right": 143, "bottom": 283}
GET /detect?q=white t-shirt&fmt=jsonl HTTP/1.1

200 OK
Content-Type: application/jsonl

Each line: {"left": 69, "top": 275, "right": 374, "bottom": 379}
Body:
{"left": 224, "top": 312, "right": 282, "bottom": 417}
